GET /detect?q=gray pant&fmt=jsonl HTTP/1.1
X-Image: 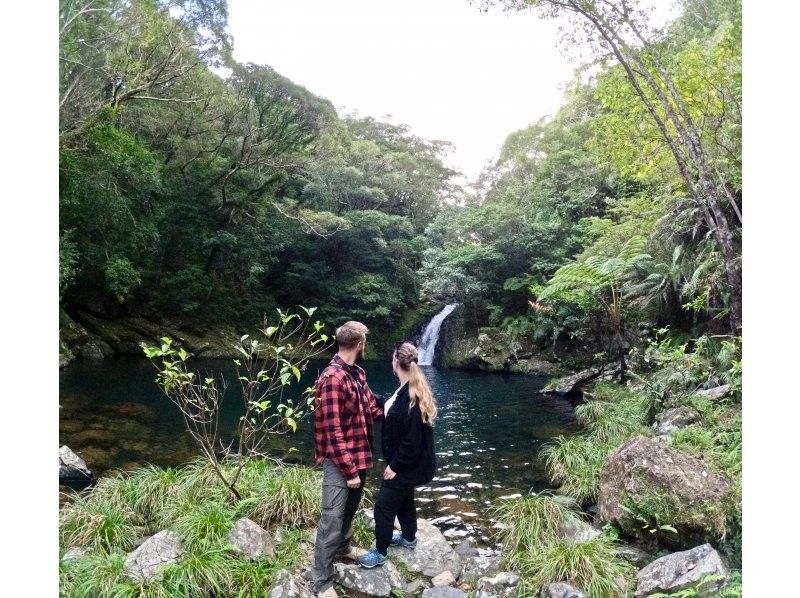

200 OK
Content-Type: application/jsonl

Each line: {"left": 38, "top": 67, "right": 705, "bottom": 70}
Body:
{"left": 312, "top": 459, "right": 366, "bottom": 594}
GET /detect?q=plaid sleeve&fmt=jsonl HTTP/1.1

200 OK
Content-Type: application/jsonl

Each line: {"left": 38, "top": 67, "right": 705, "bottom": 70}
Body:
{"left": 316, "top": 371, "right": 359, "bottom": 479}
{"left": 364, "top": 381, "right": 383, "bottom": 420}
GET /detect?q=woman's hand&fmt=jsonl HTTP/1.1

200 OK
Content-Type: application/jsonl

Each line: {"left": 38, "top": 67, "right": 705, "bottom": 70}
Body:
{"left": 383, "top": 464, "right": 396, "bottom": 480}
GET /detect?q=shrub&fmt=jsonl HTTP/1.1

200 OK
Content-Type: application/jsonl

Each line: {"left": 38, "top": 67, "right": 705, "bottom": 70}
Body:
{"left": 518, "top": 535, "right": 635, "bottom": 597}
{"left": 60, "top": 492, "right": 139, "bottom": 553}
{"left": 493, "top": 493, "right": 634, "bottom": 597}
{"left": 237, "top": 464, "right": 321, "bottom": 528}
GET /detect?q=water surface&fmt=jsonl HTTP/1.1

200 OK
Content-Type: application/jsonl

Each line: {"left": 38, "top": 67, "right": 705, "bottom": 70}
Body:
{"left": 60, "top": 357, "right": 579, "bottom": 542}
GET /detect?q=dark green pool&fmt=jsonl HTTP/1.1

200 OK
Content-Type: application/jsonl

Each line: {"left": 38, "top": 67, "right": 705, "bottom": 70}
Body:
{"left": 60, "top": 357, "right": 579, "bottom": 542}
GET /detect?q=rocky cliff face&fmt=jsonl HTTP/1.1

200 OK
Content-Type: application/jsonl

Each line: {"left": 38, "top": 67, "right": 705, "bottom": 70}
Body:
{"left": 436, "top": 307, "right": 562, "bottom": 375}
{"left": 59, "top": 309, "right": 242, "bottom": 367}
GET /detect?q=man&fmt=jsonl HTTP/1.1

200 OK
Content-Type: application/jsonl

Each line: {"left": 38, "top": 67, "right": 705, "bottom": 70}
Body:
{"left": 311, "top": 321, "right": 383, "bottom": 598}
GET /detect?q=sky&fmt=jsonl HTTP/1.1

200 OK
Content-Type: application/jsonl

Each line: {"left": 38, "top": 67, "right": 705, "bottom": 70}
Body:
{"left": 226, "top": 0, "right": 679, "bottom": 182}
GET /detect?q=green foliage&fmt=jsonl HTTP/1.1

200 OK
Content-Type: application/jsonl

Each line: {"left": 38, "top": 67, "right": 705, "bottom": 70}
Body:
{"left": 142, "top": 306, "right": 329, "bottom": 498}
{"left": 517, "top": 536, "right": 634, "bottom": 598}
{"left": 492, "top": 493, "right": 634, "bottom": 597}
{"left": 542, "top": 383, "right": 651, "bottom": 503}
{"left": 236, "top": 464, "right": 322, "bottom": 528}
{"left": 540, "top": 436, "right": 610, "bottom": 504}
{"left": 59, "top": 459, "right": 317, "bottom": 597}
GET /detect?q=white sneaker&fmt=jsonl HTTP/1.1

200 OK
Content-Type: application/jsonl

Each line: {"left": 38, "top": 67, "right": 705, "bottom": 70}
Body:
{"left": 317, "top": 587, "right": 338, "bottom": 598}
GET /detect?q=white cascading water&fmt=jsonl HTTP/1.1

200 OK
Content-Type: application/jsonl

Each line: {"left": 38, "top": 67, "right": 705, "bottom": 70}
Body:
{"left": 416, "top": 303, "right": 458, "bottom": 366}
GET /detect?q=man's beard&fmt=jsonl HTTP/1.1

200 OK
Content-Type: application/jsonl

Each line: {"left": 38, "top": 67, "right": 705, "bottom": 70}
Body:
{"left": 356, "top": 347, "right": 365, "bottom": 362}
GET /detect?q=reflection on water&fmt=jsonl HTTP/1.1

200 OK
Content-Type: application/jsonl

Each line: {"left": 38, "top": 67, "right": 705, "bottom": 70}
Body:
{"left": 60, "top": 357, "right": 579, "bottom": 542}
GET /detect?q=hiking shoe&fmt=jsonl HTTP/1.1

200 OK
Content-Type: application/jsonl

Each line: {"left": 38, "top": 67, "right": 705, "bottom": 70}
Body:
{"left": 337, "top": 545, "right": 368, "bottom": 560}
{"left": 357, "top": 548, "right": 387, "bottom": 568}
{"left": 389, "top": 533, "right": 417, "bottom": 549}
{"left": 317, "top": 587, "right": 338, "bottom": 598}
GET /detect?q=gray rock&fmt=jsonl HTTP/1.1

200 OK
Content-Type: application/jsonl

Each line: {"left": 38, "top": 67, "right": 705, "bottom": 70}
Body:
{"left": 454, "top": 539, "right": 479, "bottom": 558}
{"left": 59, "top": 445, "right": 94, "bottom": 484}
{"left": 269, "top": 569, "right": 315, "bottom": 598}
{"left": 540, "top": 582, "right": 585, "bottom": 598}
{"left": 615, "top": 543, "right": 654, "bottom": 568}
{"left": 459, "top": 555, "right": 502, "bottom": 585}
{"left": 422, "top": 587, "right": 468, "bottom": 598}
{"left": 598, "top": 436, "right": 731, "bottom": 547}
{"left": 334, "top": 561, "right": 405, "bottom": 597}
{"left": 542, "top": 368, "right": 602, "bottom": 396}
{"left": 695, "top": 385, "right": 731, "bottom": 400}
{"left": 635, "top": 544, "right": 729, "bottom": 597}
{"left": 361, "top": 508, "right": 376, "bottom": 531}
{"left": 124, "top": 530, "right": 183, "bottom": 584}
{"left": 475, "top": 572, "right": 521, "bottom": 598}
{"left": 388, "top": 519, "right": 461, "bottom": 579}
{"left": 228, "top": 517, "right": 275, "bottom": 560}
{"left": 654, "top": 407, "right": 701, "bottom": 435}
{"left": 432, "top": 571, "right": 457, "bottom": 587}
{"left": 61, "top": 546, "right": 92, "bottom": 563}
{"left": 559, "top": 518, "right": 601, "bottom": 544}
{"left": 406, "top": 578, "right": 433, "bottom": 595}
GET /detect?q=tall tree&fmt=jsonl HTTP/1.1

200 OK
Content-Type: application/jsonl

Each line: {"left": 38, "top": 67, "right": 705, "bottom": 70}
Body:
{"left": 481, "top": 0, "right": 742, "bottom": 331}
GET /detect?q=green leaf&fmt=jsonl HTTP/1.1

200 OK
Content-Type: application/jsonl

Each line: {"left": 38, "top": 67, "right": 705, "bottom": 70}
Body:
{"left": 285, "top": 417, "right": 297, "bottom": 432}
{"left": 265, "top": 326, "right": 278, "bottom": 338}
{"left": 291, "top": 366, "right": 301, "bottom": 381}
{"left": 178, "top": 348, "right": 189, "bottom": 361}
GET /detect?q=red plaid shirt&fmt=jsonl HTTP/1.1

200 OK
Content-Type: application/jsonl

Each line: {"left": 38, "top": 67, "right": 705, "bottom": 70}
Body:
{"left": 313, "top": 355, "right": 383, "bottom": 479}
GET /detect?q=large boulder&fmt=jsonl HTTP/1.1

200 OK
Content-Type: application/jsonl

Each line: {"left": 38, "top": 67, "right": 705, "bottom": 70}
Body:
{"left": 269, "top": 569, "right": 315, "bottom": 598}
{"left": 387, "top": 519, "right": 461, "bottom": 579}
{"left": 598, "top": 436, "right": 731, "bottom": 547}
{"left": 635, "top": 544, "right": 729, "bottom": 597}
{"left": 475, "top": 573, "right": 521, "bottom": 598}
{"left": 334, "top": 561, "right": 405, "bottom": 597}
{"left": 228, "top": 518, "right": 275, "bottom": 560}
{"left": 59, "top": 445, "right": 94, "bottom": 487}
{"left": 124, "top": 530, "right": 183, "bottom": 584}
{"left": 654, "top": 407, "right": 701, "bottom": 436}
{"left": 539, "top": 582, "right": 585, "bottom": 598}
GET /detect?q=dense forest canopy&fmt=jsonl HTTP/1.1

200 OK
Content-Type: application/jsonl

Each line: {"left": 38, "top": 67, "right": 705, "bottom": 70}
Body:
{"left": 60, "top": 0, "right": 741, "bottom": 358}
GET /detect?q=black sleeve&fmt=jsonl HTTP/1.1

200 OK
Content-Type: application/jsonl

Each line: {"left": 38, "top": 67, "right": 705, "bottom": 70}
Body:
{"left": 389, "top": 405, "right": 424, "bottom": 472}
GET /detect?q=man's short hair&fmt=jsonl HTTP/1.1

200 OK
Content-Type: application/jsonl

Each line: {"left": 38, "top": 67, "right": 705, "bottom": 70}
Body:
{"left": 335, "top": 321, "right": 369, "bottom": 349}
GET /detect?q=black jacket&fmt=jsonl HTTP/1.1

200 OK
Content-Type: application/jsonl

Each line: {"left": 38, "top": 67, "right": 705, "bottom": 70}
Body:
{"left": 380, "top": 383, "right": 436, "bottom": 487}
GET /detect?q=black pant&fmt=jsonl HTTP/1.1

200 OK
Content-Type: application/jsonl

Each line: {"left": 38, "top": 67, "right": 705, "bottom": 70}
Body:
{"left": 374, "top": 479, "right": 417, "bottom": 555}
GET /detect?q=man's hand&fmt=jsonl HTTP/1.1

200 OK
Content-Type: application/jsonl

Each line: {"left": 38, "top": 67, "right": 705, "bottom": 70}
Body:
{"left": 383, "top": 464, "right": 396, "bottom": 480}
{"left": 346, "top": 476, "right": 361, "bottom": 489}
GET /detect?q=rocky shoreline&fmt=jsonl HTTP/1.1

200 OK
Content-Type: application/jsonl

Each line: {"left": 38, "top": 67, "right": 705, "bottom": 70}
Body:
{"left": 59, "top": 440, "right": 736, "bottom": 597}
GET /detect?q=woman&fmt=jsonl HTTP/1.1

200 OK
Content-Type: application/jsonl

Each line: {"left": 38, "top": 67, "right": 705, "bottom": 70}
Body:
{"left": 358, "top": 342, "right": 437, "bottom": 568}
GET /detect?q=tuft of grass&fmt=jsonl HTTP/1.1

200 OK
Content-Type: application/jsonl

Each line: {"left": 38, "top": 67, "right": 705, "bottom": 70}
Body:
{"left": 157, "top": 545, "right": 234, "bottom": 597}
{"left": 59, "top": 550, "right": 140, "bottom": 597}
{"left": 491, "top": 492, "right": 579, "bottom": 570}
{"left": 237, "top": 464, "right": 321, "bottom": 528}
{"left": 173, "top": 501, "right": 237, "bottom": 550}
{"left": 60, "top": 493, "right": 140, "bottom": 553}
{"left": 540, "top": 436, "right": 611, "bottom": 504}
{"left": 517, "top": 535, "right": 635, "bottom": 598}
{"left": 352, "top": 511, "right": 374, "bottom": 549}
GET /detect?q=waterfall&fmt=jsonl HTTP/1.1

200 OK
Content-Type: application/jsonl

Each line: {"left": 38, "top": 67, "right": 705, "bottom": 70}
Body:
{"left": 417, "top": 303, "right": 458, "bottom": 366}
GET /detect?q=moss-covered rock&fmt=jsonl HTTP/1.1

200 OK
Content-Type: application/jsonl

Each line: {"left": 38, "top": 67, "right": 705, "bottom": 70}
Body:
{"left": 438, "top": 310, "right": 562, "bottom": 375}
{"left": 598, "top": 436, "right": 732, "bottom": 549}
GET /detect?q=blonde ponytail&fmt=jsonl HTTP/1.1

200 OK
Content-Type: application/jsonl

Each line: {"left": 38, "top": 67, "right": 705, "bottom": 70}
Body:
{"left": 394, "top": 342, "right": 438, "bottom": 425}
{"left": 408, "top": 362, "right": 438, "bottom": 425}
